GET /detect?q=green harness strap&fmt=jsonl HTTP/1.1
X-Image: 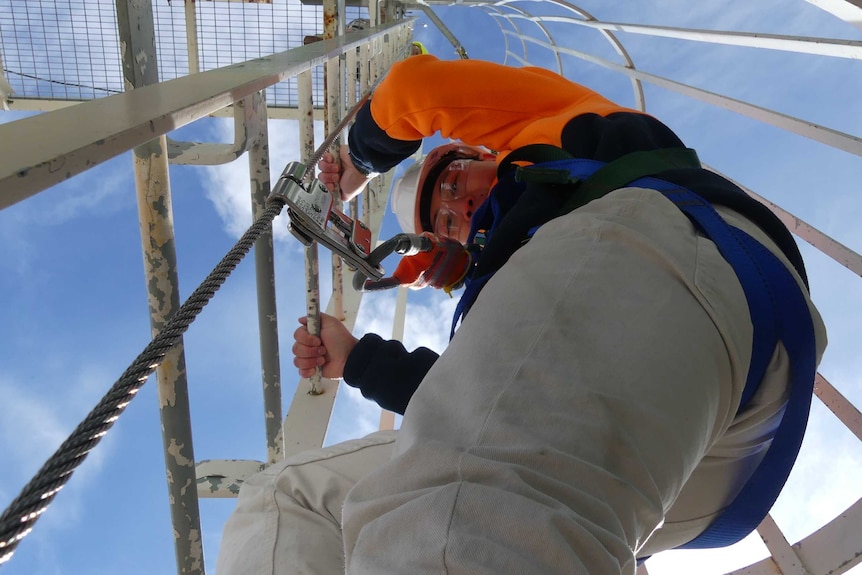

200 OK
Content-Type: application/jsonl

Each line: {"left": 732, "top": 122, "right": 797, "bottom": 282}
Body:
{"left": 507, "top": 145, "right": 702, "bottom": 215}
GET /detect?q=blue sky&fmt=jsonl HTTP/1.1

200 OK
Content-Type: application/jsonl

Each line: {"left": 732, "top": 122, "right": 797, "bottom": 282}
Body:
{"left": 1, "top": 1, "right": 862, "bottom": 574}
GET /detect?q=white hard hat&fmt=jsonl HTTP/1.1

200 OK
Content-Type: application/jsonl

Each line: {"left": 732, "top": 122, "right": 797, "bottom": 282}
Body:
{"left": 391, "top": 161, "right": 424, "bottom": 234}
{"left": 390, "top": 144, "right": 489, "bottom": 234}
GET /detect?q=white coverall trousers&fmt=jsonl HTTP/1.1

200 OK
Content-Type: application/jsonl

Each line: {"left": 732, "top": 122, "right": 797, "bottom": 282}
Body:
{"left": 217, "top": 188, "right": 827, "bottom": 575}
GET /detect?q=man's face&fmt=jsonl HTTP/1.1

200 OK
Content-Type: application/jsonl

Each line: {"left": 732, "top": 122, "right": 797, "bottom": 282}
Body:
{"left": 428, "top": 159, "right": 497, "bottom": 244}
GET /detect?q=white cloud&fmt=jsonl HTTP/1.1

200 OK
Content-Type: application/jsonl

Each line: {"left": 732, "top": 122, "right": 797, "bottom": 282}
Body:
{"left": 0, "top": 367, "right": 118, "bottom": 530}
{"left": 39, "top": 160, "right": 132, "bottom": 225}
{"left": 403, "top": 292, "right": 460, "bottom": 354}
{"left": 0, "top": 382, "right": 70, "bottom": 488}
{"left": 202, "top": 117, "right": 326, "bottom": 244}
{"left": 351, "top": 288, "right": 459, "bottom": 355}
{"left": 322, "top": 289, "right": 459, "bottom": 446}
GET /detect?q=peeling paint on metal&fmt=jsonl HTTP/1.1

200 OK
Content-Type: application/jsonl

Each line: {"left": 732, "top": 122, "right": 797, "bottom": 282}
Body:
{"left": 156, "top": 349, "right": 180, "bottom": 409}
{"left": 187, "top": 528, "right": 204, "bottom": 572}
{"left": 179, "top": 477, "right": 193, "bottom": 497}
{"left": 168, "top": 438, "right": 194, "bottom": 467}
{"left": 201, "top": 477, "right": 221, "bottom": 494}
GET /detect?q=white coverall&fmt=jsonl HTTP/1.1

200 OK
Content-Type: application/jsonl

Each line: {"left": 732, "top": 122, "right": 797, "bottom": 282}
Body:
{"left": 217, "top": 193, "right": 827, "bottom": 575}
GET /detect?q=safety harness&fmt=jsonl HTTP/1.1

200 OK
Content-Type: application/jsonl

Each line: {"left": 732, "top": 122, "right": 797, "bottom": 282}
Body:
{"left": 453, "top": 146, "right": 818, "bottom": 550}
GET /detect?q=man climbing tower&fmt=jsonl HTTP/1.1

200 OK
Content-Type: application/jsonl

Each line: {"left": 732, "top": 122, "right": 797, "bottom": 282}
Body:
{"left": 218, "top": 54, "right": 827, "bottom": 575}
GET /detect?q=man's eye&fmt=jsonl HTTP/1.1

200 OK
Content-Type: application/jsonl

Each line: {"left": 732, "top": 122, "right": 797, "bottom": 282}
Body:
{"left": 444, "top": 176, "right": 457, "bottom": 199}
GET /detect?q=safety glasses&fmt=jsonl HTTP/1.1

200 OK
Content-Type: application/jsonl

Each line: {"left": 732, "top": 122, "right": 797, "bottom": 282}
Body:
{"left": 433, "top": 159, "right": 472, "bottom": 238}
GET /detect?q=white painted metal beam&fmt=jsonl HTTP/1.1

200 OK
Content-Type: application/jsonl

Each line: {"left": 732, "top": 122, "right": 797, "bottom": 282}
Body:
{"left": 707, "top": 165, "right": 862, "bottom": 278}
{"left": 5, "top": 97, "right": 327, "bottom": 120}
{"left": 196, "top": 459, "right": 265, "bottom": 498}
{"left": 497, "top": 13, "right": 862, "bottom": 59}
{"left": 757, "top": 515, "right": 812, "bottom": 575}
{"left": 730, "top": 498, "right": 862, "bottom": 574}
{"left": 0, "top": 21, "right": 411, "bottom": 210}
{"left": 0, "top": 50, "right": 13, "bottom": 111}
{"left": 814, "top": 373, "right": 862, "bottom": 442}
{"left": 184, "top": 0, "right": 201, "bottom": 74}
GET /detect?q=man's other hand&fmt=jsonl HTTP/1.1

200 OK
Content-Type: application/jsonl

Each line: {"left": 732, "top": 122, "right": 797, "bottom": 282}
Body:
{"left": 292, "top": 313, "right": 359, "bottom": 379}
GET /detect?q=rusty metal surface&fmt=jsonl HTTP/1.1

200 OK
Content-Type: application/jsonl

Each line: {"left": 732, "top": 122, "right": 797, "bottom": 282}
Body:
{"left": 245, "top": 91, "right": 285, "bottom": 465}
{"left": 119, "top": 2, "right": 205, "bottom": 574}
{"left": 757, "top": 515, "right": 812, "bottom": 575}
{"left": 814, "top": 373, "right": 862, "bottom": 443}
{"left": 196, "top": 460, "right": 265, "bottom": 498}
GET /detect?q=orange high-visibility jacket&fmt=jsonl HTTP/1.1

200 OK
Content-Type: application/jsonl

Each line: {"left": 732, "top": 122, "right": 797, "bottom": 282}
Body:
{"left": 347, "top": 55, "right": 804, "bottom": 284}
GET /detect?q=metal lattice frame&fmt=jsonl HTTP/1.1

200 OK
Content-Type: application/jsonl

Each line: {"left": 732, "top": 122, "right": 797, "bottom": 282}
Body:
{"left": 410, "top": 2, "right": 862, "bottom": 574}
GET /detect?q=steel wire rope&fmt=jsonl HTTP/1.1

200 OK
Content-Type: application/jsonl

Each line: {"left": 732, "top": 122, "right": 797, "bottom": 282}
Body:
{"left": 0, "top": 199, "right": 285, "bottom": 566}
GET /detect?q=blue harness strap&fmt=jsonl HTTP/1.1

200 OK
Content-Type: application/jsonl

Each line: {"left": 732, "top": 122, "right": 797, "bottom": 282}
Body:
{"left": 640, "top": 179, "right": 818, "bottom": 548}
{"left": 456, "top": 159, "right": 818, "bottom": 549}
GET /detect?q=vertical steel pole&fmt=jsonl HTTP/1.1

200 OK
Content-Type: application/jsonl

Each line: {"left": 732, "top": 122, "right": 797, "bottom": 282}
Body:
{"left": 324, "top": 0, "right": 346, "bottom": 322}
{"left": 359, "top": 42, "right": 372, "bottom": 228}
{"left": 245, "top": 92, "right": 283, "bottom": 464}
{"left": 327, "top": 54, "right": 345, "bottom": 323}
{"left": 346, "top": 47, "right": 360, "bottom": 223}
{"left": 298, "top": 71, "right": 315, "bottom": 164}
{"left": 297, "top": 66, "right": 323, "bottom": 395}
{"left": 116, "top": 1, "right": 204, "bottom": 573}
{"left": 184, "top": 0, "right": 200, "bottom": 74}
{"left": 304, "top": 241, "right": 323, "bottom": 396}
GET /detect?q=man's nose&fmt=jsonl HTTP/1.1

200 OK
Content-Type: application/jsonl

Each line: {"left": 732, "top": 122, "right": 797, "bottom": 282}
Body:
{"left": 447, "top": 196, "right": 474, "bottom": 221}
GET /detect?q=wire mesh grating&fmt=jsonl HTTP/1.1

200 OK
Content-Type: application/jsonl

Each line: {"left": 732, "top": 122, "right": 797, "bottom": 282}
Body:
{"left": 1, "top": 0, "right": 123, "bottom": 99}
{"left": 0, "top": 0, "right": 368, "bottom": 108}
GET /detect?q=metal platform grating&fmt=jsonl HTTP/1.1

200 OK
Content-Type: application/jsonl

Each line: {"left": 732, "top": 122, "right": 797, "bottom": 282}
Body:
{"left": 0, "top": 0, "right": 123, "bottom": 99}
{"left": 0, "top": 0, "right": 367, "bottom": 108}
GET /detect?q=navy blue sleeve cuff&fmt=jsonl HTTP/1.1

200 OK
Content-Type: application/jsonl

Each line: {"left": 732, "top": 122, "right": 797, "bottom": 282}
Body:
{"left": 348, "top": 102, "right": 422, "bottom": 174}
{"left": 343, "top": 333, "right": 439, "bottom": 415}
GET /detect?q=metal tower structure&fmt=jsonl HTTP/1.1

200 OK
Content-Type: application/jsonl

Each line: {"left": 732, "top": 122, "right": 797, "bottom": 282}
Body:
{"left": 0, "top": 1, "right": 860, "bottom": 574}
